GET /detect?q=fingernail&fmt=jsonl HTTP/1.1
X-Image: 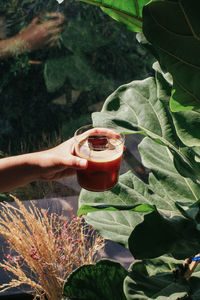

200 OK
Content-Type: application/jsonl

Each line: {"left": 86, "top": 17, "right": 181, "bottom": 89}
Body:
{"left": 79, "top": 159, "right": 87, "bottom": 168}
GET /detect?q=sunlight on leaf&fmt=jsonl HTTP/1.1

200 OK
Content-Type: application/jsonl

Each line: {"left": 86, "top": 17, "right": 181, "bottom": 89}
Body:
{"left": 124, "top": 255, "right": 189, "bottom": 300}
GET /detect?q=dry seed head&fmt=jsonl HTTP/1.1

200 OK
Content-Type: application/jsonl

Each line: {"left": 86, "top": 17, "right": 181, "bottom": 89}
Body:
{"left": 0, "top": 196, "right": 105, "bottom": 300}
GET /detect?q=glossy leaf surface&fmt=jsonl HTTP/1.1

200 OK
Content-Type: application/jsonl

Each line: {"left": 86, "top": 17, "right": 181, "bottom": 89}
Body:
{"left": 92, "top": 77, "right": 200, "bottom": 180}
{"left": 77, "top": 0, "right": 153, "bottom": 32}
{"left": 63, "top": 259, "right": 127, "bottom": 300}
{"left": 124, "top": 255, "right": 189, "bottom": 300}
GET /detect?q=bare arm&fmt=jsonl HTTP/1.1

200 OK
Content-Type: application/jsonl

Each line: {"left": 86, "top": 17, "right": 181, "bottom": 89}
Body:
{"left": 0, "top": 128, "right": 120, "bottom": 193}
{"left": 0, "top": 137, "right": 87, "bottom": 193}
{"left": 0, "top": 13, "right": 65, "bottom": 59}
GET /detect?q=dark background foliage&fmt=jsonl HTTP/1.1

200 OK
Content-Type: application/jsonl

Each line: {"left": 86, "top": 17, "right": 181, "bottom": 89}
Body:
{"left": 0, "top": 0, "right": 153, "bottom": 155}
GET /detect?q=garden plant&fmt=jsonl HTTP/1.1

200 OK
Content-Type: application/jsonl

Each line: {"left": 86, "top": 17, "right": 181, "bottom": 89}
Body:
{"left": 60, "top": 0, "right": 200, "bottom": 299}
{"left": 1, "top": 0, "right": 200, "bottom": 299}
{"left": 0, "top": 196, "right": 105, "bottom": 299}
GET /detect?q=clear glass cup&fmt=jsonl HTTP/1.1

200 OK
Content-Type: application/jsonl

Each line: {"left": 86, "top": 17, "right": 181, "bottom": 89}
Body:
{"left": 74, "top": 124, "right": 125, "bottom": 192}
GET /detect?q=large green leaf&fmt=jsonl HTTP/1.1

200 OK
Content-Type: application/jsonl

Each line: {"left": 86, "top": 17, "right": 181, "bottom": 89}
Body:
{"left": 143, "top": 0, "right": 200, "bottom": 111}
{"left": 139, "top": 137, "right": 200, "bottom": 203}
{"left": 172, "top": 110, "right": 200, "bottom": 147}
{"left": 79, "top": 170, "right": 176, "bottom": 212}
{"left": 153, "top": 60, "right": 200, "bottom": 148}
{"left": 124, "top": 255, "right": 189, "bottom": 300}
{"left": 124, "top": 254, "right": 200, "bottom": 299}
{"left": 79, "top": 76, "right": 200, "bottom": 258}
{"left": 153, "top": 61, "right": 200, "bottom": 148}
{"left": 62, "top": 259, "right": 127, "bottom": 300}
{"left": 79, "top": 138, "right": 200, "bottom": 259}
{"left": 79, "top": 138, "right": 200, "bottom": 253}
{"left": 77, "top": 0, "right": 153, "bottom": 32}
{"left": 128, "top": 137, "right": 200, "bottom": 259}
{"left": 188, "top": 263, "right": 200, "bottom": 299}
{"left": 92, "top": 77, "right": 200, "bottom": 180}
{"left": 128, "top": 208, "right": 200, "bottom": 259}
{"left": 78, "top": 203, "right": 155, "bottom": 216}
{"left": 79, "top": 167, "right": 182, "bottom": 247}
{"left": 78, "top": 169, "right": 173, "bottom": 247}
{"left": 84, "top": 210, "right": 143, "bottom": 247}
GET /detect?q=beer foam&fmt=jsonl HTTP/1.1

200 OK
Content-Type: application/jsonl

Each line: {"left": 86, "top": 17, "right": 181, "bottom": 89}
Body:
{"left": 75, "top": 136, "right": 123, "bottom": 162}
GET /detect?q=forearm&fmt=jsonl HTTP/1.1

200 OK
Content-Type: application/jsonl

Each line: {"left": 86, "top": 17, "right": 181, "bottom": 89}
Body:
{"left": 0, "top": 153, "right": 41, "bottom": 193}
{"left": 0, "top": 36, "right": 28, "bottom": 59}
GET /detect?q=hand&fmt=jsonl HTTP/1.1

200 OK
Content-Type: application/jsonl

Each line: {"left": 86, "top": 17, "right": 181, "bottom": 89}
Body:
{"left": 0, "top": 127, "right": 120, "bottom": 192}
{"left": 17, "top": 12, "right": 65, "bottom": 51}
{"left": 33, "top": 127, "right": 120, "bottom": 181}
{"left": 35, "top": 137, "right": 88, "bottom": 181}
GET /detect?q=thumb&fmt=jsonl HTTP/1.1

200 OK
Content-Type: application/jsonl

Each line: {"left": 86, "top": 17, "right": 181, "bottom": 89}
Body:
{"left": 30, "top": 17, "right": 39, "bottom": 25}
{"left": 65, "top": 155, "right": 88, "bottom": 169}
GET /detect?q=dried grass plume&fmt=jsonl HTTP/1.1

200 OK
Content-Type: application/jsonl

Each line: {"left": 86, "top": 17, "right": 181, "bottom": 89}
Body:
{"left": 0, "top": 196, "right": 105, "bottom": 300}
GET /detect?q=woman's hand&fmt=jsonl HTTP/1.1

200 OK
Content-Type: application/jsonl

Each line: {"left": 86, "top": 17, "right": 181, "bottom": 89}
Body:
{"left": 0, "top": 128, "right": 120, "bottom": 192}
{"left": 18, "top": 12, "right": 65, "bottom": 51}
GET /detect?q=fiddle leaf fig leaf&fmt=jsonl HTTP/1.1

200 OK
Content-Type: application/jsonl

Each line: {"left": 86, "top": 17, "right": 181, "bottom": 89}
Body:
{"left": 63, "top": 259, "right": 127, "bottom": 300}
{"left": 129, "top": 137, "right": 200, "bottom": 259}
{"left": 79, "top": 170, "right": 174, "bottom": 212}
{"left": 175, "top": 200, "right": 200, "bottom": 223}
{"left": 139, "top": 137, "right": 200, "bottom": 204}
{"left": 79, "top": 170, "right": 180, "bottom": 247}
{"left": 76, "top": 0, "right": 156, "bottom": 33}
{"left": 172, "top": 110, "right": 200, "bottom": 147}
{"left": 143, "top": 0, "right": 200, "bottom": 111}
{"left": 187, "top": 263, "right": 200, "bottom": 299}
{"left": 84, "top": 210, "right": 143, "bottom": 248}
{"left": 128, "top": 208, "right": 200, "bottom": 260}
{"left": 124, "top": 255, "right": 189, "bottom": 300}
{"left": 79, "top": 137, "right": 200, "bottom": 258}
{"left": 77, "top": 203, "right": 155, "bottom": 216}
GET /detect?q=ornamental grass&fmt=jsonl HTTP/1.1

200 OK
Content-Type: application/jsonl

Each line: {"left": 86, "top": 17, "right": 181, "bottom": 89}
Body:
{"left": 0, "top": 196, "right": 105, "bottom": 300}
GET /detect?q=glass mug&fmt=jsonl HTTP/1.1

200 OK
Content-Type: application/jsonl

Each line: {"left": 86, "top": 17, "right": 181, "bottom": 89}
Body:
{"left": 74, "top": 125, "right": 125, "bottom": 192}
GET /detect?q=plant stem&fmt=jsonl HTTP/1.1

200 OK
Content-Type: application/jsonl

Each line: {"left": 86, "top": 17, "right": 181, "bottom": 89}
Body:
{"left": 184, "top": 254, "right": 200, "bottom": 281}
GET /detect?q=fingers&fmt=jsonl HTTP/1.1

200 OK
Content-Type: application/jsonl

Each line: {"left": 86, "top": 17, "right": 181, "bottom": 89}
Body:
{"left": 88, "top": 127, "right": 120, "bottom": 138}
{"left": 41, "top": 13, "right": 65, "bottom": 29}
{"left": 44, "top": 12, "right": 65, "bottom": 22}
{"left": 30, "top": 17, "right": 40, "bottom": 26}
{"left": 48, "top": 27, "right": 65, "bottom": 35}
{"left": 77, "top": 128, "right": 120, "bottom": 142}
{"left": 65, "top": 155, "right": 88, "bottom": 169}
{"left": 47, "top": 34, "right": 60, "bottom": 47}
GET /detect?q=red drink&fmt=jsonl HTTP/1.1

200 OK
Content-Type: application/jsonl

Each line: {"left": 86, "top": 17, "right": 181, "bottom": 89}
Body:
{"left": 75, "top": 131, "right": 124, "bottom": 192}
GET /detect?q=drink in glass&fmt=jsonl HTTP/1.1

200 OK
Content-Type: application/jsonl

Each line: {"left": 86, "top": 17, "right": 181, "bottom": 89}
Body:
{"left": 74, "top": 125, "right": 124, "bottom": 192}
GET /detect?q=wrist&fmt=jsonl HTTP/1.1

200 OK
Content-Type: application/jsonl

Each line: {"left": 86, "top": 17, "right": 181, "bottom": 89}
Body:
{"left": 0, "top": 152, "right": 42, "bottom": 193}
{"left": 21, "top": 152, "right": 44, "bottom": 182}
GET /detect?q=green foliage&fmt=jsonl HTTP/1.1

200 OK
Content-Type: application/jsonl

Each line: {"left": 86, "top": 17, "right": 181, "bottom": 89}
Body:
{"left": 124, "top": 255, "right": 189, "bottom": 300}
{"left": 0, "top": 0, "right": 153, "bottom": 154}
{"left": 77, "top": 0, "right": 156, "bottom": 32}
{"left": 62, "top": 259, "right": 128, "bottom": 300}
{"left": 44, "top": 2, "right": 153, "bottom": 95}
{"left": 0, "top": 0, "right": 65, "bottom": 154}
{"left": 143, "top": 0, "right": 200, "bottom": 112}
{"left": 79, "top": 139, "right": 200, "bottom": 259}
{"left": 3, "top": 0, "right": 200, "bottom": 298}
{"left": 60, "top": 1, "right": 200, "bottom": 299}
{"left": 92, "top": 74, "right": 200, "bottom": 181}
